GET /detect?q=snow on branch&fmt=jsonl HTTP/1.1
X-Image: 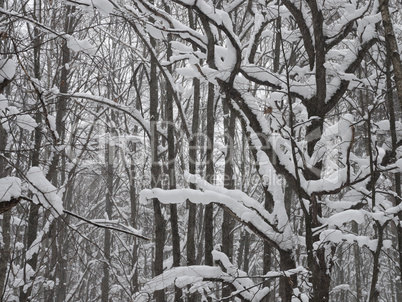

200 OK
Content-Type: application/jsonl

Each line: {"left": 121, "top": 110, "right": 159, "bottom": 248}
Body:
{"left": 26, "top": 167, "right": 64, "bottom": 216}
{"left": 212, "top": 250, "right": 270, "bottom": 300}
{"left": 140, "top": 173, "right": 294, "bottom": 250}
{"left": 0, "top": 177, "right": 21, "bottom": 203}
{"left": 67, "top": 211, "right": 150, "bottom": 240}
{"left": 139, "top": 249, "right": 307, "bottom": 301}
{"left": 140, "top": 264, "right": 267, "bottom": 302}
{"left": 0, "top": 176, "right": 22, "bottom": 214}
{"left": 319, "top": 229, "right": 392, "bottom": 252}
{"left": 0, "top": 173, "right": 149, "bottom": 240}
{"left": 64, "top": 0, "right": 115, "bottom": 16}
{"left": 65, "top": 92, "right": 153, "bottom": 137}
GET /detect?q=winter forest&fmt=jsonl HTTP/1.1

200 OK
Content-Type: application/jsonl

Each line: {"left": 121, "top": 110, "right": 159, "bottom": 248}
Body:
{"left": 2, "top": 0, "right": 402, "bottom": 301}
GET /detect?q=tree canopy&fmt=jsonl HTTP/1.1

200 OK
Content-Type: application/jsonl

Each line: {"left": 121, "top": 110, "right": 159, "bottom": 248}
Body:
{"left": 1, "top": 0, "right": 402, "bottom": 301}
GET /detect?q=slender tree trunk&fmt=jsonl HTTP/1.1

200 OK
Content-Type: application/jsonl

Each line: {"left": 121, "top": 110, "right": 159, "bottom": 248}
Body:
{"left": 129, "top": 153, "right": 139, "bottom": 293}
{"left": 260, "top": 17, "right": 282, "bottom": 302}
{"left": 200, "top": 15, "right": 217, "bottom": 269}
{"left": 351, "top": 221, "right": 363, "bottom": 301}
{"left": 262, "top": 213, "right": 273, "bottom": 301}
{"left": 149, "top": 35, "right": 165, "bottom": 302}
{"left": 379, "top": 0, "right": 402, "bottom": 111}
{"left": 0, "top": 5, "right": 11, "bottom": 290}
{"left": 129, "top": 67, "right": 143, "bottom": 294}
{"left": 187, "top": 76, "right": 200, "bottom": 268}
{"left": 221, "top": 100, "right": 235, "bottom": 301}
{"left": 204, "top": 80, "right": 215, "bottom": 267}
{"left": 243, "top": 232, "right": 250, "bottom": 273}
{"left": 45, "top": 7, "right": 75, "bottom": 301}
{"left": 0, "top": 124, "right": 10, "bottom": 300}
{"left": 101, "top": 111, "right": 115, "bottom": 302}
{"left": 0, "top": 210, "right": 10, "bottom": 300}
{"left": 20, "top": 3, "right": 42, "bottom": 298}
{"left": 187, "top": 6, "right": 200, "bottom": 268}
{"left": 384, "top": 28, "right": 402, "bottom": 300}
{"left": 164, "top": 13, "right": 183, "bottom": 299}
{"left": 368, "top": 223, "right": 385, "bottom": 302}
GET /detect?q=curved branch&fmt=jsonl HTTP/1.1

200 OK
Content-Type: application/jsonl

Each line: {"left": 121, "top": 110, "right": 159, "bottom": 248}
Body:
{"left": 217, "top": 79, "right": 310, "bottom": 200}
{"left": 282, "top": 0, "right": 315, "bottom": 70}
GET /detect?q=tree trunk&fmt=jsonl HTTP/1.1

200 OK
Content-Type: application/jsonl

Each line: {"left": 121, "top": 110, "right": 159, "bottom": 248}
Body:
{"left": 379, "top": 0, "right": 402, "bottom": 111}
{"left": 352, "top": 222, "right": 362, "bottom": 301}
{"left": 129, "top": 153, "right": 139, "bottom": 293}
{"left": 368, "top": 223, "right": 385, "bottom": 302}
{"left": 0, "top": 124, "right": 10, "bottom": 300}
{"left": 385, "top": 23, "right": 402, "bottom": 300}
{"left": 165, "top": 15, "right": 183, "bottom": 300}
{"left": 221, "top": 100, "right": 235, "bottom": 301}
{"left": 200, "top": 14, "right": 217, "bottom": 269}
{"left": 204, "top": 80, "right": 215, "bottom": 267}
{"left": 46, "top": 7, "right": 75, "bottom": 301}
{"left": 101, "top": 126, "right": 114, "bottom": 302}
{"left": 243, "top": 232, "right": 250, "bottom": 273}
{"left": 187, "top": 8, "right": 199, "bottom": 268}
{"left": 149, "top": 35, "right": 165, "bottom": 302}
{"left": 20, "top": 4, "right": 42, "bottom": 298}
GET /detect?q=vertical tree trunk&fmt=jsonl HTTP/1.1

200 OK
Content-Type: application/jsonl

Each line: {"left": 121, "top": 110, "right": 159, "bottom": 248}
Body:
{"left": 379, "top": 0, "right": 402, "bottom": 111}
{"left": 45, "top": 7, "right": 75, "bottom": 301}
{"left": 351, "top": 222, "right": 362, "bottom": 301}
{"left": 0, "top": 0, "right": 10, "bottom": 292}
{"left": 204, "top": 80, "right": 215, "bottom": 267}
{"left": 0, "top": 124, "right": 10, "bottom": 300}
{"left": 243, "top": 232, "right": 250, "bottom": 273}
{"left": 20, "top": 2, "right": 42, "bottom": 299}
{"left": 101, "top": 123, "right": 114, "bottom": 302}
{"left": 200, "top": 15, "right": 217, "bottom": 269}
{"left": 260, "top": 17, "right": 282, "bottom": 302}
{"left": 187, "top": 77, "right": 200, "bottom": 266}
{"left": 385, "top": 26, "right": 402, "bottom": 300}
{"left": 0, "top": 211, "right": 10, "bottom": 300}
{"left": 129, "top": 66, "right": 143, "bottom": 294}
{"left": 149, "top": 35, "right": 165, "bottom": 302}
{"left": 164, "top": 12, "right": 183, "bottom": 299}
{"left": 187, "top": 7, "right": 200, "bottom": 269}
{"left": 262, "top": 201, "right": 273, "bottom": 302}
{"left": 368, "top": 223, "right": 385, "bottom": 302}
{"left": 187, "top": 20, "right": 201, "bottom": 298}
{"left": 129, "top": 153, "right": 139, "bottom": 293}
{"left": 221, "top": 100, "right": 235, "bottom": 301}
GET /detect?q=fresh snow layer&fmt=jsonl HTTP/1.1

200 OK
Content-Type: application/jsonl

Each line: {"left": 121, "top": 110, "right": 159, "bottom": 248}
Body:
{"left": 16, "top": 114, "right": 37, "bottom": 132}
{"left": 319, "top": 229, "right": 392, "bottom": 252}
{"left": 0, "top": 177, "right": 21, "bottom": 202}
{"left": 27, "top": 167, "right": 63, "bottom": 215}
{"left": 0, "top": 59, "right": 16, "bottom": 83}
{"left": 66, "top": 36, "right": 96, "bottom": 55}
{"left": 66, "top": 0, "right": 114, "bottom": 15}
{"left": 140, "top": 173, "right": 294, "bottom": 250}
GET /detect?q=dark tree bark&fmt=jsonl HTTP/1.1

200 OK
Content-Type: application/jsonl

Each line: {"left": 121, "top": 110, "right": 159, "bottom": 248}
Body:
{"left": 201, "top": 14, "right": 217, "bottom": 268}
{"left": 383, "top": 12, "right": 402, "bottom": 300}
{"left": 203, "top": 80, "right": 215, "bottom": 267}
{"left": 20, "top": 3, "right": 43, "bottom": 299}
{"left": 129, "top": 74, "right": 142, "bottom": 294}
{"left": 45, "top": 7, "right": 75, "bottom": 301}
{"left": 101, "top": 113, "right": 115, "bottom": 302}
{"left": 187, "top": 7, "right": 200, "bottom": 270}
{"left": 221, "top": 99, "right": 235, "bottom": 301}
{"left": 379, "top": 0, "right": 402, "bottom": 111}
{"left": 164, "top": 6, "right": 183, "bottom": 298}
{"left": 149, "top": 35, "right": 165, "bottom": 302}
{"left": 0, "top": 124, "right": 10, "bottom": 300}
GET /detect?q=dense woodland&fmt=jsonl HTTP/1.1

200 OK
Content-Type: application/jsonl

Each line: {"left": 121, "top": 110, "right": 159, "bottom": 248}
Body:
{"left": 1, "top": 0, "right": 402, "bottom": 301}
